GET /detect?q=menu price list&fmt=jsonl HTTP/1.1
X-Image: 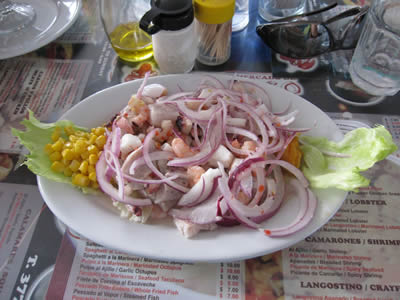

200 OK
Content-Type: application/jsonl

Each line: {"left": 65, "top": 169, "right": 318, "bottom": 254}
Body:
{"left": 49, "top": 233, "right": 244, "bottom": 300}
{"left": 282, "top": 161, "right": 400, "bottom": 299}
{"left": 74, "top": 249, "right": 184, "bottom": 299}
{"left": 218, "top": 262, "right": 244, "bottom": 299}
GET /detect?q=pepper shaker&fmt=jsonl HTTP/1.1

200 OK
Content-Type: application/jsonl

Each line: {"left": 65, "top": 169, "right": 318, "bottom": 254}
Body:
{"left": 193, "top": 0, "right": 235, "bottom": 66}
{"left": 140, "top": 0, "right": 196, "bottom": 74}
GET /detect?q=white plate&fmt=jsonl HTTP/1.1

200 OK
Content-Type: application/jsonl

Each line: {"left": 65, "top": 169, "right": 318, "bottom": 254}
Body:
{"left": 38, "top": 74, "right": 347, "bottom": 263}
{"left": 0, "top": 0, "right": 81, "bottom": 60}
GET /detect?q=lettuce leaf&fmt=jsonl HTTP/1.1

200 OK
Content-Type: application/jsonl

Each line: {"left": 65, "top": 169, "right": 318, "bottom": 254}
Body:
{"left": 300, "top": 125, "right": 398, "bottom": 191}
{"left": 12, "top": 111, "right": 96, "bottom": 194}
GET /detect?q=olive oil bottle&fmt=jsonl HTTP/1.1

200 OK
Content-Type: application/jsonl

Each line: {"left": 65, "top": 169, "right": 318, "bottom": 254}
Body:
{"left": 109, "top": 22, "right": 153, "bottom": 62}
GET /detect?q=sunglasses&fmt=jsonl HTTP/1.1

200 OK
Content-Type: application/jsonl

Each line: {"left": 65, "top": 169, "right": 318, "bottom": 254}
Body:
{"left": 256, "top": 3, "right": 369, "bottom": 59}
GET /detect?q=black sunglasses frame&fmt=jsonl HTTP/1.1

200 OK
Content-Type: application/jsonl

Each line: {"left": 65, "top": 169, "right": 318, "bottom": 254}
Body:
{"left": 256, "top": 4, "right": 369, "bottom": 59}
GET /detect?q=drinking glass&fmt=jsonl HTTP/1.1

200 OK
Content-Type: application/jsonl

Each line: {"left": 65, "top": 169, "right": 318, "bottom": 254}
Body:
{"left": 99, "top": 0, "right": 153, "bottom": 63}
{"left": 258, "top": 0, "right": 306, "bottom": 21}
{"left": 0, "top": 0, "right": 35, "bottom": 34}
{"left": 349, "top": 0, "right": 400, "bottom": 96}
{"left": 232, "top": 0, "right": 249, "bottom": 32}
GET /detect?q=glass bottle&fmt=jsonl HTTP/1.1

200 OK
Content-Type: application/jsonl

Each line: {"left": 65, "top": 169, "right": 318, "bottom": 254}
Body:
{"left": 140, "top": 0, "right": 196, "bottom": 74}
{"left": 193, "top": 0, "right": 235, "bottom": 66}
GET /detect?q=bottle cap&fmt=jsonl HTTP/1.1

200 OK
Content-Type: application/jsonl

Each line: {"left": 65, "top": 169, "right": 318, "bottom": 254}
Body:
{"left": 140, "top": 0, "right": 194, "bottom": 34}
{"left": 193, "top": 0, "right": 235, "bottom": 24}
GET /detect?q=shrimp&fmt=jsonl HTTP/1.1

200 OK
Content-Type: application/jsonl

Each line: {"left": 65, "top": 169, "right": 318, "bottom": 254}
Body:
{"left": 131, "top": 105, "right": 149, "bottom": 127}
{"left": 187, "top": 166, "right": 205, "bottom": 187}
{"left": 237, "top": 191, "right": 251, "bottom": 205}
{"left": 231, "top": 139, "right": 241, "bottom": 149}
{"left": 242, "top": 141, "right": 257, "bottom": 152}
{"left": 128, "top": 95, "right": 150, "bottom": 127}
{"left": 171, "top": 138, "right": 194, "bottom": 158}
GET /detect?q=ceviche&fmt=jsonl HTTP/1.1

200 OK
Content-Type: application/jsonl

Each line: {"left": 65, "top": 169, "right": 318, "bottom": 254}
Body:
{"left": 13, "top": 75, "right": 397, "bottom": 239}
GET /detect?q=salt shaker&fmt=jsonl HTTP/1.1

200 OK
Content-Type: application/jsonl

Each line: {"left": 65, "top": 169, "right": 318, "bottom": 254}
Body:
{"left": 140, "top": 0, "right": 196, "bottom": 74}
{"left": 193, "top": 0, "right": 235, "bottom": 66}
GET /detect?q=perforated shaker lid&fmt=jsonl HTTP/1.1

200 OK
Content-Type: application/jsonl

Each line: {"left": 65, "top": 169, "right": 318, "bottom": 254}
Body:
{"left": 139, "top": 0, "right": 194, "bottom": 34}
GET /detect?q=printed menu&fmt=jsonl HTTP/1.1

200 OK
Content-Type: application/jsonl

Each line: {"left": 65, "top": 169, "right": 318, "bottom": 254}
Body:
{"left": 47, "top": 231, "right": 244, "bottom": 300}
{"left": 0, "top": 183, "right": 63, "bottom": 300}
{"left": 0, "top": 58, "right": 93, "bottom": 153}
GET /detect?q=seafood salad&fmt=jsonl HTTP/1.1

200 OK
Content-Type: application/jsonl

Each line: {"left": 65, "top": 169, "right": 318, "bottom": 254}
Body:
{"left": 13, "top": 75, "right": 396, "bottom": 240}
{"left": 96, "top": 75, "right": 316, "bottom": 238}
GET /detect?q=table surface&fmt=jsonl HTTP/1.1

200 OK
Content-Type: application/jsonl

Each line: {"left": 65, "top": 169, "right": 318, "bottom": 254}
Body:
{"left": 1, "top": 0, "right": 400, "bottom": 299}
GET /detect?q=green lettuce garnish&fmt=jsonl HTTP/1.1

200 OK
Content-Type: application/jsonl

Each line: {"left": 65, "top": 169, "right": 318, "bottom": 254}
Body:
{"left": 300, "top": 125, "right": 398, "bottom": 191}
{"left": 12, "top": 111, "right": 96, "bottom": 194}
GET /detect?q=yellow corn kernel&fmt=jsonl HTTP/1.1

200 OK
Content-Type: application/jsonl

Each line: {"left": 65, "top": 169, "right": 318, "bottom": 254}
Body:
{"left": 72, "top": 174, "right": 90, "bottom": 187}
{"left": 88, "top": 154, "right": 98, "bottom": 165}
{"left": 87, "top": 145, "right": 99, "bottom": 155}
{"left": 63, "top": 168, "right": 73, "bottom": 177}
{"left": 79, "top": 161, "right": 89, "bottom": 174}
{"left": 49, "top": 151, "right": 62, "bottom": 161}
{"left": 51, "top": 139, "right": 64, "bottom": 152}
{"left": 80, "top": 151, "right": 90, "bottom": 160}
{"left": 64, "top": 141, "right": 72, "bottom": 149}
{"left": 95, "top": 135, "right": 107, "bottom": 148}
{"left": 91, "top": 181, "right": 99, "bottom": 189}
{"left": 51, "top": 161, "right": 65, "bottom": 173}
{"left": 88, "top": 165, "right": 96, "bottom": 174}
{"left": 64, "top": 126, "right": 75, "bottom": 136}
{"left": 69, "top": 160, "right": 80, "bottom": 172}
{"left": 94, "top": 127, "right": 106, "bottom": 136}
{"left": 74, "top": 140, "right": 87, "bottom": 154}
{"left": 88, "top": 134, "right": 97, "bottom": 145}
{"left": 69, "top": 135, "right": 77, "bottom": 142}
{"left": 44, "top": 144, "right": 54, "bottom": 155}
{"left": 51, "top": 127, "right": 61, "bottom": 142}
{"left": 88, "top": 171, "right": 97, "bottom": 182}
{"left": 61, "top": 158, "right": 70, "bottom": 166}
{"left": 61, "top": 149, "right": 74, "bottom": 161}
{"left": 75, "top": 130, "right": 89, "bottom": 138}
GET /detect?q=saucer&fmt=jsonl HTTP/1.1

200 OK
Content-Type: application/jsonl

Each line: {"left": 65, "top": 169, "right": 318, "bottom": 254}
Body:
{"left": 0, "top": 0, "right": 81, "bottom": 60}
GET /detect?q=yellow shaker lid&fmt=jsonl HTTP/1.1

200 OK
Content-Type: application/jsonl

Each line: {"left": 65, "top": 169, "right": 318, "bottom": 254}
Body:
{"left": 193, "top": 0, "right": 235, "bottom": 24}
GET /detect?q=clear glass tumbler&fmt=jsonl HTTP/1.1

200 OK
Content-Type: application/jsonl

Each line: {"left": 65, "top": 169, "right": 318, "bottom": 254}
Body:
{"left": 232, "top": 0, "right": 249, "bottom": 32}
{"left": 99, "top": 0, "right": 153, "bottom": 63}
{"left": 258, "top": 0, "right": 306, "bottom": 21}
{"left": 349, "top": 0, "right": 400, "bottom": 96}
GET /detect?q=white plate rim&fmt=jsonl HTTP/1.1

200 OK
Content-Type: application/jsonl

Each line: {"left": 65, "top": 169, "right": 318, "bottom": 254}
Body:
{"left": 0, "top": 0, "right": 81, "bottom": 60}
{"left": 38, "top": 73, "right": 348, "bottom": 262}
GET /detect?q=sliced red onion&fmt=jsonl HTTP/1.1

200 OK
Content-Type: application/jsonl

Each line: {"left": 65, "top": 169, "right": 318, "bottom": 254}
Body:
{"left": 110, "top": 125, "right": 121, "bottom": 157}
{"left": 226, "top": 126, "right": 259, "bottom": 141}
{"left": 121, "top": 146, "right": 143, "bottom": 173}
{"left": 273, "top": 110, "right": 299, "bottom": 127}
{"left": 264, "top": 159, "right": 309, "bottom": 187}
{"left": 143, "top": 129, "right": 189, "bottom": 193}
{"left": 239, "top": 174, "right": 253, "bottom": 199}
{"left": 218, "top": 176, "right": 260, "bottom": 229}
{"left": 129, "top": 150, "right": 174, "bottom": 175}
{"left": 96, "top": 153, "right": 152, "bottom": 206}
{"left": 167, "top": 109, "right": 223, "bottom": 167}
{"left": 106, "top": 149, "right": 124, "bottom": 201}
{"left": 262, "top": 185, "right": 317, "bottom": 237}
{"left": 178, "top": 168, "right": 221, "bottom": 207}
{"left": 176, "top": 101, "right": 219, "bottom": 125}
{"left": 157, "top": 91, "right": 195, "bottom": 103}
{"left": 240, "top": 81, "right": 272, "bottom": 110}
{"left": 136, "top": 71, "right": 150, "bottom": 100}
